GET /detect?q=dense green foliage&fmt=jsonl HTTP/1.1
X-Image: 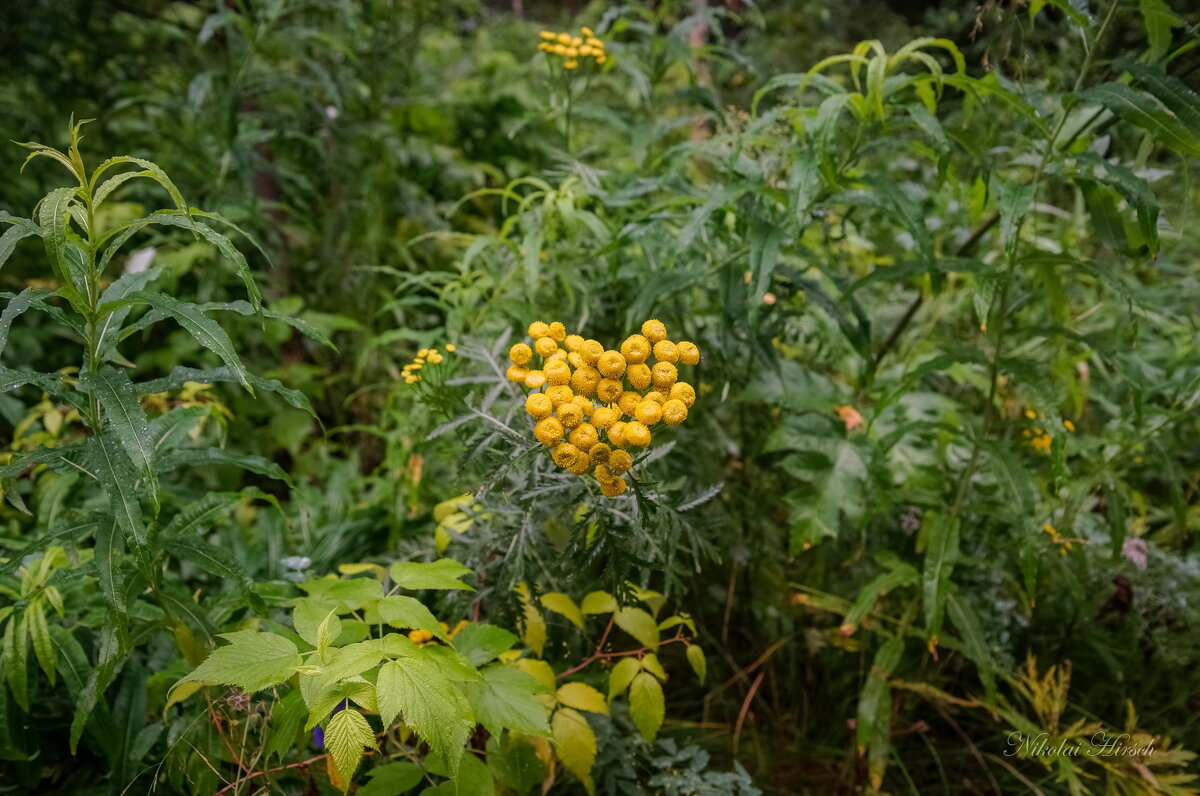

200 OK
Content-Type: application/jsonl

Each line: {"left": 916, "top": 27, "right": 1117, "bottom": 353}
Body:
{"left": 1, "top": 1, "right": 1199, "bottom": 794}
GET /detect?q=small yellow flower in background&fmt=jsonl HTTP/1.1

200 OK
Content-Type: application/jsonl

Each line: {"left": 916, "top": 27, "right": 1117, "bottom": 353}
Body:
{"left": 1029, "top": 428, "right": 1053, "bottom": 453}
{"left": 402, "top": 344, "right": 456, "bottom": 385}
{"left": 1041, "top": 523, "right": 1075, "bottom": 556}
{"left": 1063, "top": 419, "right": 1075, "bottom": 432}
{"left": 1024, "top": 409, "right": 1037, "bottom": 419}
{"left": 513, "top": 318, "right": 700, "bottom": 496}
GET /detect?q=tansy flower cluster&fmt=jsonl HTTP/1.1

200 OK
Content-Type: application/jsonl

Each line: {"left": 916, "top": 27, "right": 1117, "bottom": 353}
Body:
{"left": 1042, "top": 523, "right": 1074, "bottom": 556}
{"left": 538, "top": 27, "right": 607, "bottom": 69}
{"left": 509, "top": 319, "right": 700, "bottom": 497}
{"left": 402, "top": 344, "right": 456, "bottom": 385}
{"left": 1020, "top": 408, "right": 1074, "bottom": 454}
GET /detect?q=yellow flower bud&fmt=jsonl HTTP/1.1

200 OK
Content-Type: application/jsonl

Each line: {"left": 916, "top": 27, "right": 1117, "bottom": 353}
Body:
{"left": 570, "top": 37, "right": 582, "bottom": 47}
{"left": 618, "top": 391, "right": 642, "bottom": 417}
{"left": 528, "top": 321, "right": 550, "bottom": 338}
{"left": 446, "top": 344, "right": 457, "bottom": 352}
{"left": 556, "top": 402, "right": 584, "bottom": 429}
{"left": 507, "top": 365, "right": 530, "bottom": 382}
{"left": 676, "top": 341, "right": 700, "bottom": 366}
{"left": 552, "top": 442, "right": 581, "bottom": 469}
{"left": 634, "top": 400, "right": 663, "bottom": 426}
{"left": 557, "top": 32, "right": 572, "bottom": 44}
{"left": 571, "top": 366, "right": 601, "bottom": 396}
{"left": 546, "top": 350, "right": 568, "bottom": 362}
{"left": 652, "top": 340, "right": 678, "bottom": 363}
{"left": 539, "top": 30, "right": 557, "bottom": 40}
{"left": 662, "top": 399, "right": 688, "bottom": 425}
{"left": 581, "top": 26, "right": 594, "bottom": 37}
{"left": 534, "top": 417, "right": 564, "bottom": 446}
{"left": 525, "top": 393, "right": 554, "bottom": 419}
{"left": 669, "top": 381, "right": 695, "bottom": 407}
{"left": 567, "top": 456, "right": 591, "bottom": 475}
{"left": 564, "top": 334, "right": 584, "bottom": 351}
{"left": 596, "top": 378, "right": 624, "bottom": 404}
{"left": 534, "top": 336, "right": 559, "bottom": 358}
{"left": 627, "top": 363, "right": 652, "bottom": 390}
{"left": 591, "top": 406, "right": 619, "bottom": 429}
{"left": 509, "top": 343, "right": 533, "bottom": 366}
{"left": 597, "top": 350, "right": 627, "bottom": 378}
{"left": 545, "top": 360, "right": 572, "bottom": 386}
{"left": 641, "top": 319, "right": 667, "bottom": 343}
{"left": 596, "top": 54, "right": 607, "bottom": 64}
{"left": 608, "top": 449, "right": 633, "bottom": 474}
{"left": 588, "top": 442, "right": 611, "bottom": 464}
{"left": 564, "top": 59, "right": 578, "bottom": 69}
{"left": 599, "top": 477, "right": 627, "bottom": 497}
{"left": 571, "top": 395, "right": 594, "bottom": 415}
{"left": 569, "top": 422, "right": 599, "bottom": 450}
{"left": 567, "top": 351, "right": 586, "bottom": 369}
{"left": 594, "top": 464, "right": 614, "bottom": 482}
{"left": 547, "top": 321, "right": 567, "bottom": 342}
{"left": 651, "top": 361, "right": 678, "bottom": 388}
{"left": 621, "top": 334, "right": 651, "bottom": 363}
{"left": 608, "top": 421, "right": 628, "bottom": 448}
{"left": 523, "top": 370, "right": 547, "bottom": 389}
{"left": 624, "top": 421, "right": 651, "bottom": 447}
{"left": 580, "top": 339, "right": 604, "bottom": 365}
{"left": 546, "top": 385, "right": 575, "bottom": 406}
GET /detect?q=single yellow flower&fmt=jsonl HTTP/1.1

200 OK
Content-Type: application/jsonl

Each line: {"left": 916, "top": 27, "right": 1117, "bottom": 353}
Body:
{"left": 676, "top": 341, "right": 700, "bottom": 365}
{"left": 652, "top": 340, "right": 678, "bottom": 363}
{"left": 507, "top": 365, "right": 530, "bottom": 383}
{"left": 580, "top": 339, "right": 604, "bottom": 365}
{"left": 569, "top": 422, "right": 599, "bottom": 451}
{"left": 546, "top": 385, "right": 575, "bottom": 407}
{"left": 596, "top": 378, "right": 624, "bottom": 404}
{"left": 528, "top": 321, "right": 550, "bottom": 338}
{"left": 547, "top": 321, "right": 567, "bottom": 342}
{"left": 618, "top": 390, "right": 642, "bottom": 417}
{"left": 556, "top": 402, "right": 584, "bottom": 429}
{"left": 634, "top": 400, "right": 663, "bottom": 426}
{"left": 545, "top": 360, "right": 572, "bottom": 386}
{"left": 599, "top": 477, "right": 627, "bottom": 497}
{"left": 608, "top": 449, "right": 633, "bottom": 474}
{"left": 588, "top": 442, "right": 611, "bottom": 464}
{"left": 534, "top": 336, "right": 559, "bottom": 358}
{"left": 651, "top": 361, "right": 678, "bottom": 388}
{"left": 509, "top": 343, "right": 533, "bottom": 366}
{"left": 525, "top": 393, "right": 554, "bottom": 419}
{"left": 669, "top": 381, "right": 695, "bottom": 407}
{"left": 591, "top": 406, "right": 619, "bottom": 429}
{"left": 534, "top": 417, "right": 565, "bottom": 446}
{"left": 627, "top": 363, "right": 652, "bottom": 390}
{"left": 624, "top": 421, "right": 651, "bottom": 447}
{"left": 552, "top": 442, "right": 581, "bottom": 469}
{"left": 597, "top": 350, "right": 627, "bottom": 378}
{"left": 641, "top": 319, "right": 667, "bottom": 343}
{"left": 662, "top": 399, "right": 688, "bottom": 425}
{"left": 564, "top": 59, "right": 579, "bottom": 69}
{"left": 523, "top": 370, "right": 547, "bottom": 389}
{"left": 620, "top": 334, "right": 651, "bottom": 364}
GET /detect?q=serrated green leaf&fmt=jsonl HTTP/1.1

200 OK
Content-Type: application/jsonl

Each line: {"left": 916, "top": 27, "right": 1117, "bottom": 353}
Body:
{"left": 556, "top": 682, "right": 608, "bottom": 715}
{"left": 687, "top": 645, "right": 707, "bottom": 684}
{"left": 614, "top": 607, "right": 659, "bottom": 649}
{"left": 377, "top": 654, "right": 472, "bottom": 772}
{"left": 551, "top": 707, "right": 596, "bottom": 792}
{"left": 176, "top": 630, "right": 301, "bottom": 692}
{"left": 316, "top": 609, "right": 341, "bottom": 660}
{"left": 389, "top": 558, "right": 474, "bottom": 591}
{"left": 325, "top": 707, "right": 376, "bottom": 787}
{"left": 87, "top": 433, "right": 144, "bottom": 546}
{"left": 264, "top": 689, "right": 306, "bottom": 761}
{"left": 375, "top": 595, "right": 444, "bottom": 638}
{"left": 81, "top": 366, "right": 158, "bottom": 507}
{"left": 640, "top": 653, "right": 667, "bottom": 682}
{"left": 451, "top": 623, "right": 518, "bottom": 667}
{"left": 305, "top": 679, "right": 377, "bottom": 730}
{"left": 37, "top": 187, "right": 86, "bottom": 309}
{"left": 463, "top": 664, "right": 551, "bottom": 737}
{"left": 357, "top": 762, "right": 425, "bottom": 796}
{"left": 629, "top": 672, "right": 665, "bottom": 742}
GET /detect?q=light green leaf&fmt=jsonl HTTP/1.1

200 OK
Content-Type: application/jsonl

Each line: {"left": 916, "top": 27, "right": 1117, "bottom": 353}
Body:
{"left": 607, "top": 657, "right": 640, "bottom": 700}
{"left": 614, "top": 607, "right": 659, "bottom": 649}
{"left": 580, "top": 591, "right": 617, "bottom": 615}
{"left": 325, "top": 707, "right": 377, "bottom": 787}
{"left": 556, "top": 682, "right": 608, "bottom": 715}
{"left": 551, "top": 707, "right": 596, "bottom": 793}
{"left": 375, "top": 595, "right": 444, "bottom": 638}
{"left": 265, "top": 690, "right": 306, "bottom": 761}
{"left": 640, "top": 653, "right": 667, "bottom": 682}
{"left": 389, "top": 558, "right": 474, "bottom": 591}
{"left": 37, "top": 187, "right": 86, "bottom": 309}
{"left": 317, "top": 609, "right": 342, "bottom": 660}
{"left": 540, "top": 593, "right": 584, "bottom": 628}
{"left": 305, "top": 679, "right": 377, "bottom": 731}
{"left": 81, "top": 366, "right": 158, "bottom": 507}
{"left": 451, "top": 623, "right": 518, "bottom": 667}
{"left": 176, "top": 630, "right": 301, "bottom": 692}
{"left": 27, "top": 603, "right": 55, "bottom": 687}
{"left": 922, "top": 514, "right": 960, "bottom": 637}
{"left": 463, "top": 664, "right": 551, "bottom": 737}
{"left": 629, "top": 672, "right": 665, "bottom": 742}
{"left": 687, "top": 645, "right": 707, "bottom": 685}
{"left": 3, "top": 612, "right": 29, "bottom": 711}
{"left": 376, "top": 654, "right": 472, "bottom": 772}
{"left": 357, "top": 762, "right": 425, "bottom": 796}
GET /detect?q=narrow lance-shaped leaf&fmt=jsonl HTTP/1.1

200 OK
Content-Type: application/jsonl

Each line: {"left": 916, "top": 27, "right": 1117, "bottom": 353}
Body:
{"left": 81, "top": 366, "right": 158, "bottom": 509}
{"left": 0, "top": 214, "right": 41, "bottom": 271}
{"left": 36, "top": 187, "right": 86, "bottom": 309}
{"left": 0, "top": 287, "right": 54, "bottom": 358}
{"left": 86, "top": 433, "right": 145, "bottom": 546}
{"left": 93, "top": 520, "right": 129, "bottom": 649}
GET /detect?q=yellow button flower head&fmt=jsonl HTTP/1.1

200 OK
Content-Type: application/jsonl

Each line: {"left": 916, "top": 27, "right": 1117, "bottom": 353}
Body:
{"left": 564, "top": 59, "right": 578, "bottom": 69}
{"left": 581, "top": 26, "right": 594, "bottom": 37}
{"left": 669, "top": 381, "right": 695, "bottom": 407}
{"left": 662, "top": 399, "right": 688, "bottom": 425}
{"left": 580, "top": 339, "right": 604, "bottom": 365}
{"left": 571, "top": 395, "right": 594, "bottom": 416}
{"left": 634, "top": 400, "right": 663, "bottom": 426}
{"left": 624, "top": 421, "right": 651, "bottom": 447}
{"left": 446, "top": 344, "right": 457, "bottom": 353}
{"left": 567, "top": 457, "right": 591, "bottom": 475}
{"left": 600, "top": 477, "right": 627, "bottom": 497}
{"left": 594, "top": 464, "right": 614, "bottom": 483}
{"left": 534, "top": 417, "right": 564, "bottom": 446}
{"left": 546, "top": 349, "right": 568, "bottom": 363}
{"left": 534, "top": 336, "right": 559, "bottom": 358}
{"left": 569, "top": 422, "right": 599, "bottom": 451}
{"left": 540, "top": 30, "right": 556, "bottom": 40}
{"left": 567, "top": 351, "right": 586, "bottom": 369}
{"left": 547, "top": 321, "right": 567, "bottom": 342}
{"left": 608, "top": 421, "right": 628, "bottom": 448}
{"left": 546, "top": 385, "right": 574, "bottom": 406}
{"left": 588, "top": 442, "right": 611, "bottom": 464}
{"left": 675, "top": 341, "right": 700, "bottom": 365}
{"left": 652, "top": 361, "right": 678, "bottom": 388}
{"left": 596, "top": 378, "right": 624, "bottom": 404}
{"left": 620, "top": 334, "right": 651, "bottom": 364}
{"left": 507, "top": 365, "right": 530, "bottom": 382}
{"left": 510, "top": 343, "right": 533, "bottom": 366}
{"left": 525, "top": 393, "right": 554, "bottom": 419}
{"left": 523, "top": 370, "right": 547, "bottom": 389}
{"left": 571, "top": 366, "right": 601, "bottom": 396}
{"left": 552, "top": 442, "right": 581, "bottom": 469}
{"left": 556, "top": 402, "right": 584, "bottom": 429}
{"left": 564, "top": 334, "right": 584, "bottom": 351}
{"left": 642, "top": 319, "right": 667, "bottom": 343}
{"left": 597, "top": 350, "right": 627, "bottom": 379}
{"left": 545, "top": 360, "right": 572, "bottom": 385}
{"left": 529, "top": 321, "right": 550, "bottom": 339}
{"left": 591, "top": 406, "right": 619, "bottom": 429}
{"left": 627, "top": 363, "right": 652, "bottom": 390}
{"left": 557, "top": 32, "right": 572, "bottom": 44}
{"left": 652, "top": 340, "right": 678, "bottom": 363}
{"left": 618, "top": 391, "right": 642, "bottom": 417}
{"left": 608, "top": 449, "right": 633, "bottom": 475}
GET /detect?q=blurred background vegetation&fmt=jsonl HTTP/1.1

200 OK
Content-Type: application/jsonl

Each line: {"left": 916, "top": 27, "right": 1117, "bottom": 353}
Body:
{"left": 1, "top": 0, "right": 1199, "bottom": 793}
